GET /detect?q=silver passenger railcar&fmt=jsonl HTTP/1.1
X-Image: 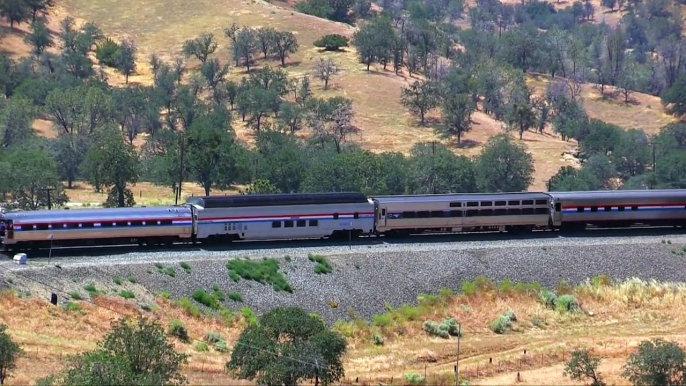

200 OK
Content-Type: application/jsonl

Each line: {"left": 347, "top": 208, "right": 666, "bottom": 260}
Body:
{"left": 372, "top": 193, "right": 552, "bottom": 234}
{"left": 188, "top": 193, "right": 376, "bottom": 242}
{"left": 1, "top": 206, "right": 194, "bottom": 250}
{"left": 550, "top": 189, "right": 686, "bottom": 229}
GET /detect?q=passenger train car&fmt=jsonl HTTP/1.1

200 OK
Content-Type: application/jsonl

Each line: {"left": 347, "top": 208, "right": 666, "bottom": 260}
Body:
{"left": 2, "top": 189, "right": 686, "bottom": 252}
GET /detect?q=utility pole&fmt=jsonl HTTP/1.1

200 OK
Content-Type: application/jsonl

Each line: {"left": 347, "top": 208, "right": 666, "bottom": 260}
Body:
{"left": 176, "top": 136, "right": 186, "bottom": 205}
{"left": 42, "top": 187, "right": 55, "bottom": 209}
{"left": 455, "top": 323, "right": 461, "bottom": 386}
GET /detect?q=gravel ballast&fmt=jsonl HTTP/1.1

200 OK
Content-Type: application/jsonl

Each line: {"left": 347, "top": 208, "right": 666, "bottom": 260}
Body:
{"left": 3, "top": 232, "right": 686, "bottom": 322}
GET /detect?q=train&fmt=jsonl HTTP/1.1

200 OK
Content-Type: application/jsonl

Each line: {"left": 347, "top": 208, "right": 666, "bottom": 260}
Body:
{"left": 1, "top": 189, "right": 686, "bottom": 252}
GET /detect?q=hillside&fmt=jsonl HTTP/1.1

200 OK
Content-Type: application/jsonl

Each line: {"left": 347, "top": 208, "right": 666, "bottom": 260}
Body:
{"left": 0, "top": 0, "right": 677, "bottom": 195}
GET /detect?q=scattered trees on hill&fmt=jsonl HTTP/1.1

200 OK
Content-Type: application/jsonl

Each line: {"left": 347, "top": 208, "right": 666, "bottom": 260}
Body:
{"left": 563, "top": 348, "right": 605, "bottom": 386}
{"left": 0, "top": 324, "right": 22, "bottom": 385}
{"left": 227, "top": 307, "right": 347, "bottom": 386}
{"left": 313, "top": 58, "right": 338, "bottom": 90}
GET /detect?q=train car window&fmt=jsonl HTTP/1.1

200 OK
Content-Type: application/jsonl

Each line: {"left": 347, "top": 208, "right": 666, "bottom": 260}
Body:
{"left": 495, "top": 201, "right": 506, "bottom": 206}
{"left": 508, "top": 200, "right": 520, "bottom": 206}
{"left": 130, "top": 220, "right": 143, "bottom": 226}
{"left": 467, "top": 202, "right": 479, "bottom": 207}
{"left": 522, "top": 208, "right": 534, "bottom": 215}
{"left": 284, "top": 221, "right": 294, "bottom": 228}
{"left": 631, "top": 206, "right": 638, "bottom": 211}
{"left": 431, "top": 211, "right": 443, "bottom": 218}
{"left": 535, "top": 208, "right": 548, "bottom": 215}
{"left": 67, "top": 223, "right": 78, "bottom": 229}
{"left": 577, "top": 207, "right": 584, "bottom": 213}
{"left": 590, "top": 207, "right": 598, "bottom": 212}
{"left": 449, "top": 202, "right": 462, "bottom": 207}
{"left": 333, "top": 213, "right": 339, "bottom": 219}
{"left": 403, "top": 211, "right": 416, "bottom": 218}
{"left": 522, "top": 200, "right": 534, "bottom": 205}
{"left": 417, "top": 211, "right": 430, "bottom": 218}
{"left": 381, "top": 208, "right": 387, "bottom": 216}
{"left": 272, "top": 221, "right": 281, "bottom": 228}
{"left": 604, "top": 206, "right": 612, "bottom": 212}
{"left": 309, "top": 220, "right": 319, "bottom": 227}
{"left": 101, "top": 222, "right": 113, "bottom": 227}
{"left": 353, "top": 212, "right": 359, "bottom": 219}
{"left": 536, "top": 200, "right": 548, "bottom": 205}
{"left": 36, "top": 224, "right": 49, "bottom": 230}
{"left": 507, "top": 209, "right": 521, "bottom": 215}
{"left": 296, "top": 220, "right": 306, "bottom": 227}
{"left": 480, "top": 201, "right": 492, "bottom": 207}
{"left": 480, "top": 209, "right": 493, "bottom": 216}
{"left": 618, "top": 206, "right": 625, "bottom": 211}
{"left": 494, "top": 208, "right": 507, "bottom": 216}
{"left": 162, "top": 220, "right": 173, "bottom": 225}
{"left": 82, "top": 223, "right": 94, "bottom": 228}
{"left": 450, "top": 210, "right": 462, "bottom": 217}
{"left": 555, "top": 203, "right": 561, "bottom": 211}
{"left": 466, "top": 209, "right": 479, "bottom": 217}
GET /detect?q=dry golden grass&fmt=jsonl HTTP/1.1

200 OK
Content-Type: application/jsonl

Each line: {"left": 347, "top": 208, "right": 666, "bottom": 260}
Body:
{"left": 4, "top": 278, "right": 686, "bottom": 384}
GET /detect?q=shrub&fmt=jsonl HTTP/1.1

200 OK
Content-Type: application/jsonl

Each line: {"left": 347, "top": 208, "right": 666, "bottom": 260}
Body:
{"left": 591, "top": 275, "right": 612, "bottom": 287}
{"left": 214, "top": 340, "right": 229, "bottom": 352}
{"left": 514, "top": 282, "right": 541, "bottom": 296}
{"left": 417, "top": 293, "right": 442, "bottom": 307}
{"left": 284, "top": 255, "right": 292, "bottom": 262}
{"left": 180, "top": 262, "right": 191, "bottom": 273}
{"left": 195, "top": 342, "right": 209, "bottom": 352}
{"left": 128, "top": 276, "right": 137, "bottom": 284}
{"left": 226, "top": 259, "right": 293, "bottom": 293}
{"left": 154, "top": 263, "right": 163, "bottom": 269}
{"left": 113, "top": 277, "right": 122, "bottom": 285}
{"left": 83, "top": 284, "right": 98, "bottom": 294}
{"left": 213, "top": 288, "right": 225, "bottom": 302}
{"left": 70, "top": 291, "right": 82, "bottom": 300}
{"left": 540, "top": 289, "right": 558, "bottom": 309}
{"left": 168, "top": 319, "right": 189, "bottom": 342}
{"left": 404, "top": 372, "right": 426, "bottom": 386}
{"left": 95, "top": 37, "right": 120, "bottom": 67}
{"left": 460, "top": 280, "right": 477, "bottom": 296}
{"left": 157, "top": 291, "right": 172, "bottom": 299}
{"left": 490, "top": 310, "right": 517, "bottom": 334}
{"left": 164, "top": 267, "right": 176, "bottom": 277}
{"left": 313, "top": 34, "right": 349, "bottom": 51}
{"left": 176, "top": 297, "right": 201, "bottom": 317}
{"left": 192, "top": 289, "right": 219, "bottom": 309}
{"left": 119, "top": 290, "right": 135, "bottom": 299}
{"left": 372, "top": 333, "right": 384, "bottom": 345}
{"left": 499, "top": 279, "right": 515, "bottom": 294}
{"left": 439, "top": 287, "right": 454, "bottom": 299}
{"left": 140, "top": 303, "right": 152, "bottom": 312}
{"left": 205, "top": 332, "right": 223, "bottom": 344}
{"left": 532, "top": 316, "right": 546, "bottom": 328}
{"left": 423, "top": 320, "right": 449, "bottom": 338}
{"left": 372, "top": 313, "right": 392, "bottom": 328}
{"left": 219, "top": 307, "right": 236, "bottom": 327}
{"left": 228, "top": 292, "right": 243, "bottom": 302}
{"left": 398, "top": 305, "right": 421, "bottom": 321}
{"left": 308, "top": 253, "right": 333, "bottom": 274}
{"left": 555, "top": 280, "right": 573, "bottom": 295}
{"left": 441, "top": 318, "right": 461, "bottom": 337}
{"left": 241, "top": 307, "right": 257, "bottom": 326}
{"left": 557, "top": 294, "right": 580, "bottom": 313}
{"left": 64, "top": 302, "right": 81, "bottom": 312}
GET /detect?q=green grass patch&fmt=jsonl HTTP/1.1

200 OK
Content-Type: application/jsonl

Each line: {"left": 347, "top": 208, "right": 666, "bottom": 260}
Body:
{"left": 168, "top": 319, "right": 189, "bottom": 342}
{"left": 490, "top": 310, "right": 517, "bottom": 334}
{"left": 64, "top": 302, "right": 82, "bottom": 312}
{"left": 163, "top": 267, "right": 176, "bottom": 277}
{"left": 556, "top": 294, "right": 580, "bottom": 313}
{"left": 119, "top": 290, "right": 135, "bottom": 299}
{"left": 180, "top": 262, "right": 191, "bottom": 273}
{"left": 308, "top": 253, "right": 333, "bottom": 274}
{"left": 284, "top": 255, "right": 292, "bottom": 262}
{"left": 176, "top": 297, "right": 201, "bottom": 317}
{"left": 241, "top": 307, "right": 257, "bottom": 326}
{"left": 372, "top": 313, "right": 392, "bottom": 328}
{"left": 226, "top": 258, "right": 293, "bottom": 293}
{"left": 113, "top": 277, "right": 123, "bottom": 285}
{"left": 212, "top": 288, "right": 225, "bottom": 302}
{"left": 83, "top": 284, "right": 98, "bottom": 294}
{"left": 128, "top": 276, "right": 137, "bottom": 284}
{"left": 228, "top": 291, "right": 243, "bottom": 302}
{"left": 156, "top": 291, "right": 172, "bottom": 299}
{"left": 195, "top": 342, "right": 209, "bottom": 352}
{"left": 70, "top": 291, "right": 83, "bottom": 300}
{"left": 154, "top": 262, "right": 163, "bottom": 269}
{"left": 192, "top": 289, "right": 220, "bottom": 309}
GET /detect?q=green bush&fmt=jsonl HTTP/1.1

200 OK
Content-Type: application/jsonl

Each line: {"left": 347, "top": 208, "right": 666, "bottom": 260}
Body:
{"left": 313, "top": 34, "right": 349, "bottom": 51}
{"left": 490, "top": 310, "right": 517, "bottom": 334}
{"left": 514, "top": 282, "right": 541, "bottom": 295}
{"left": 176, "top": 297, "right": 201, "bottom": 317}
{"left": 423, "top": 320, "right": 449, "bottom": 338}
{"left": 372, "top": 313, "right": 392, "bottom": 328}
{"left": 439, "top": 287, "right": 454, "bottom": 299}
{"left": 308, "top": 253, "right": 333, "bottom": 274}
{"left": 556, "top": 294, "right": 579, "bottom": 313}
{"left": 64, "top": 302, "right": 81, "bottom": 312}
{"left": 498, "top": 279, "right": 514, "bottom": 294}
{"left": 205, "top": 332, "right": 223, "bottom": 344}
{"left": 372, "top": 333, "right": 384, "bottom": 346}
{"left": 226, "top": 258, "right": 293, "bottom": 293}
{"left": 70, "top": 291, "right": 82, "bottom": 300}
{"left": 460, "top": 280, "right": 477, "bottom": 296}
{"left": 241, "top": 307, "right": 257, "bottom": 326}
{"left": 539, "top": 289, "right": 558, "bottom": 309}
{"left": 128, "top": 276, "right": 137, "bottom": 284}
{"left": 284, "top": 255, "right": 292, "bottom": 262}
{"left": 219, "top": 308, "right": 236, "bottom": 327}
{"left": 83, "top": 284, "right": 98, "bottom": 294}
{"left": 157, "top": 291, "right": 172, "bottom": 299}
{"left": 195, "top": 342, "right": 209, "bottom": 352}
{"left": 441, "top": 318, "right": 461, "bottom": 337}
{"left": 119, "top": 290, "right": 135, "bottom": 299}
{"left": 228, "top": 291, "right": 243, "bottom": 302}
{"left": 212, "top": 289, "right": 225, "bottom": 302}
{"left": 168, "top": 319, "right": 189, "bottom": 342}
{"left": 417, "top": 293, "right": 442, "bottom": 307}
{"left": 404, "top": 372, "right": 425, "bottom": 386}
{"left": 164, "top": 267, "right": 176, "bottom": 277}
{"left": 591, "top": 275, "right": 612, "bottom": 287}
{"left": 214, "top": 340, "right": 229, "bottom": 352}
{"left": 192, "top": 289, "right": 219, "bottom": 309}
{"left": 154, "top": 263, "right": 163, "bottom": 269}
{"left": 113, "top": 277, "right": 122, "bottom": 285}
{"left": 180, "top": 262, "right": 191, "bottom": 273}
{"left": 95, "top": 37, "right": 120, "bottom": 67}
{"left": 397, "top": 305, "right": 421, "bottom": 321}
{"left": 140, "top": 303, "right": 152, "bottom": 312}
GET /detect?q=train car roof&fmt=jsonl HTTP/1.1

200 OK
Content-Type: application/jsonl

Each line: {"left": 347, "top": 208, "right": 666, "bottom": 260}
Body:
{"left": 3, "top": 206, "right": 190, "bottom": 223}
{"left": 371, "top": 192, "right": 551, "bottom": 203}
{"left": 186, "top": 192, "right": 369, "bottom": 208}
{"left": 548, "top": 189, "right": 686, "bottom": 201}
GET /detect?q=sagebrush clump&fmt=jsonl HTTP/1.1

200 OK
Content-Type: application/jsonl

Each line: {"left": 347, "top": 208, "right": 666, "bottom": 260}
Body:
{"left": 490, "top": 310, "right": 517, "bottom": 334}
{"left": 168, "top": 320, "right": 189, "bottom": 342}
{"left": 422, "top": 317, "right": 461, "bottom": 338}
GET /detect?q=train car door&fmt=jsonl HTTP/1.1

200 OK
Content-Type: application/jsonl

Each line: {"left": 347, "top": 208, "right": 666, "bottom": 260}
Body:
{"left": 379, "top": 207, "right": 387, "bottom": 227}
